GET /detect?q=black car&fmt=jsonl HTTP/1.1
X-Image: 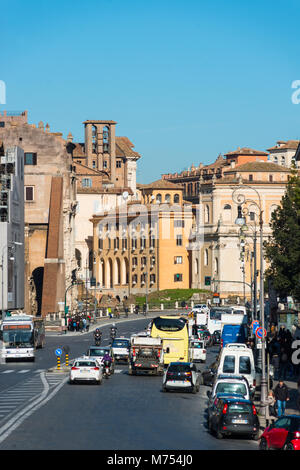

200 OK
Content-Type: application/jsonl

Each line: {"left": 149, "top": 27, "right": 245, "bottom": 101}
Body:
{"left": 208, "top": 396, "right": 260, "bottom": 440}
{"left": 212, "top": 330, "right": 221, "bottom": 345}
{"left": 200, "top": 361, "right": 218, "bottom": 386}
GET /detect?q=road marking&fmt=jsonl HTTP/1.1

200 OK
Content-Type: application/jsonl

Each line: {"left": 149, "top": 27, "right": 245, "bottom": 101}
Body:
{"left": 18, "top": 370, "right": 30, "bottom": 374}
{"left": 0, "top": 371, "right": 68, "bottom": 444}
{"left": 1, "top": 370, "right": 14, "bottom": 374}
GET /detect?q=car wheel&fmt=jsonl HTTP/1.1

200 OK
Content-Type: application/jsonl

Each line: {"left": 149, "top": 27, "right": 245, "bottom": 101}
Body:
{"left": 162, "top": 386, "right": 167, "bottom": 393}
{"left": 284, "top": 443, "right": 295, "bottom": 450}
{"left": 259, "top": 437, "right": 269, "bottom": 450}
{"left": 251, "top": 431, "right": 260, "bottom": 441}
{"left": 216, "top": 427, "right": 223, "bottom": 439}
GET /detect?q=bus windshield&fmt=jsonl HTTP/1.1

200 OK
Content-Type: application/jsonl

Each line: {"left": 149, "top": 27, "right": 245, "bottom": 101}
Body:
{"left": 3, "top": 329, "right": 34, "bottom": 348}
{"left": 152, "top": 317, "right": 187, "bottom": 332}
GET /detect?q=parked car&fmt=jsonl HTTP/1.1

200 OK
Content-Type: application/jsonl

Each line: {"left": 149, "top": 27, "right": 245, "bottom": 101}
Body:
{"left": 208, "top": 374, "right": 251, "bottom": 408}
{"left": 193, "top": 304, "right": 209, "bottom": 313}
{"left": 208, "top": 396, "right": 259, "bottom": 440}
{"left": 69, "top": 357, "right": 103, "bottom": 385}
{"left": 259, "top": 415, "right": 300, "bottom": 450}
{"left": 85, "top": 346, "right": 115, "bottom": 374}
{"left": 162, "top": 362, "right": 201, "bottom": 393}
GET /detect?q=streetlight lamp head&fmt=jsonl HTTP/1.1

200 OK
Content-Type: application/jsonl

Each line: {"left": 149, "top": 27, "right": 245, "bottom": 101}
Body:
{"left": 235, "top": 216, "right": 246, "bottom": 226}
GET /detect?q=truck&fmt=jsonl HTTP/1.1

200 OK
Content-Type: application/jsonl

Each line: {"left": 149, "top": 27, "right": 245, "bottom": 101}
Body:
{"left": 220, "top": 313, "right": 248, "bottom": 348}
{"left": 129, "top": 335, "right": 164, "bottom": 376}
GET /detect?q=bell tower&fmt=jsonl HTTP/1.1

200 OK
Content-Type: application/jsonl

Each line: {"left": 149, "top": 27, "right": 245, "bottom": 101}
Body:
{"left": 83, "top": 120, "right": 117, "bottom": 184}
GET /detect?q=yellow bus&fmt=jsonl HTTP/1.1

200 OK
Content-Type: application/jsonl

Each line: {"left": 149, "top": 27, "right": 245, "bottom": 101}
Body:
{"left": 150, "top": 315, "right": 189, "bottom": 365}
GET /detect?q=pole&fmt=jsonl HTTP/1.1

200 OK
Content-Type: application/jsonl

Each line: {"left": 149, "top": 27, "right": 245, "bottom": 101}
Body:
{"left": 253, "top": 230, "right": 257, "bottom": 321}
{"left": 259, "top": 210, "right": 267, "bottom": 419}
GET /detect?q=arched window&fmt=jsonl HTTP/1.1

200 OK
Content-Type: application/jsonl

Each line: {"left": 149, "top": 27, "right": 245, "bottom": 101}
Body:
{"left": 204, "top": 205, "right": 210, "bottom": 223}
{"left": 165, "top": 193, "right": 171, "bottom": 203}
{"left": 92, "top": 126, "right": 97, "bottom": 154}
{"left": 156, "top": 193, "right": 162, "bottom": 203}
{"left": 204, "top": 249, "right": 209, "bottom": 266}
{"left": 274, "top": 156, "right": 278, "bottom": 165}
{"left": 281, "top": 156, "right": 286, "bottom": 166}
{"left": 174, "top": 194, "right": 180, "bottom": 204}
{"left": 103, "top": 126, "right": 110, "bottom": 153}
{"left": 224, "top": 204, "right": 231, "bottom": 210}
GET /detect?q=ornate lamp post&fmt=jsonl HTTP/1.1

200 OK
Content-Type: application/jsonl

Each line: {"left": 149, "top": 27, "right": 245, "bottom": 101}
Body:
{"left": 232, "top": 184, "right": 267, "bottom": 419}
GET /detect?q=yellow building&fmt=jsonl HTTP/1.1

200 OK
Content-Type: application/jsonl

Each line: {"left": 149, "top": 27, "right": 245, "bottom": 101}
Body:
{"left": 90, "top": 179, "right": 194, "bottom": 299}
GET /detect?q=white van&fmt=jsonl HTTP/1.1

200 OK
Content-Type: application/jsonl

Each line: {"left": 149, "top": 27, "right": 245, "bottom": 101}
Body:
{"left": 216, "top": 343, "right": 256, "bottom": 395}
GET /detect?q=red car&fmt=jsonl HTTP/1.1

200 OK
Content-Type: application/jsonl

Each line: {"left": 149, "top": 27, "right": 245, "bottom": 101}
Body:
{"left": 259, "top": 415, "right": 300, "bottom": 450}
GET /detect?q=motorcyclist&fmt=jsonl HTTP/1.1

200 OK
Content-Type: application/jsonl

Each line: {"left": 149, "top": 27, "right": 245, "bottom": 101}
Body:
{"left": 102, "top": 351, "right": 113, "bottom": 375}
{"left": 94, "top": 328, "right": 102, "bottom": 344}
{"left": 110, "top": 323, "right": 117, "bottom": 339}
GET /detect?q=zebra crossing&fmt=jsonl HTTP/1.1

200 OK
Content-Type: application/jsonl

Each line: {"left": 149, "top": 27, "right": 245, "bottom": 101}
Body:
{"left": 0, "top": 368, "right": 127, "bottom": 375}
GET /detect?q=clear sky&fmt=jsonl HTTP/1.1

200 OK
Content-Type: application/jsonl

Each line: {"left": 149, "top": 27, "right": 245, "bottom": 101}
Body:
{"left": 1, "top": 0, "right": 300, "bottom": 183}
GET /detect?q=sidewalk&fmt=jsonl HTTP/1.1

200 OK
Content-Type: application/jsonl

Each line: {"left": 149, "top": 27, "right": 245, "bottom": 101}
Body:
{"left": 46, "top": 312, "right": 158, "bottom": 337}
{"left": 255, "top": 378, "right": 299, "bottom": 431}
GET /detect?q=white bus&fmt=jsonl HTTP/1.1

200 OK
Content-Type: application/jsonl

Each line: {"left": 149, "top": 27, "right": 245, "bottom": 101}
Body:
{"left": 0, "top": 314, "right": 45, "bottom": 361}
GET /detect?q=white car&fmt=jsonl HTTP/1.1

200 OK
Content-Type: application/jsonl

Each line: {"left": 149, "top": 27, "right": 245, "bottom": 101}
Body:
{"left": 193, "top": 304, "right": 209, "bottom": 313}
{"left": 189, "top": 339, "right": 206, "bottom": 363}
{"left": 69, "top": 357, "right": 103, "bottom": 385}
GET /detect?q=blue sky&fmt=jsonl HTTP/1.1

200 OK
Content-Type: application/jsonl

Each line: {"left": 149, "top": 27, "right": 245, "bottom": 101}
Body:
{"left": 1, "top": 0, "right": 300, "bottom": 183}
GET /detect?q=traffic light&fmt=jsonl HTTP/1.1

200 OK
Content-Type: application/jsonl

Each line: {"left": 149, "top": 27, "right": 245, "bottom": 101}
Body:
{"left": 204, "top": 276, "right": 211, "bottom": 286}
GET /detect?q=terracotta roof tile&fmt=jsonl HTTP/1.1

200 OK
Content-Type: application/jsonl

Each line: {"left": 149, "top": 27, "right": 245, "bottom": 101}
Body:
{"left": 266, "top": 140, "right": 300, "bottom": 151}
{"left": 224, "top": 161, "right": 291, "bottom": 172}
{"left": 224, "top": 147, "right": 268, "bottom": 156}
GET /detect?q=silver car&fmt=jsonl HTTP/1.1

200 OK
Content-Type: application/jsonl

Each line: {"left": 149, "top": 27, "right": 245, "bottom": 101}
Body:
{"left": 162, "top": 362, "right": 201, "bottom": 393}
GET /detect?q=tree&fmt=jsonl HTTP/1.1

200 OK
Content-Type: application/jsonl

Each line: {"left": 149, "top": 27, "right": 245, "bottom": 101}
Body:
{"left": 264, "top": 169, "right": 300, "bottom": 301}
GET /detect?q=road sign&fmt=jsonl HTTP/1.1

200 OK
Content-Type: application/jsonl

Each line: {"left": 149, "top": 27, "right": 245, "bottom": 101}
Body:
{"left": 255, "top": 327, "right": 266, "bottom": 339}
{"left": 252, "top": 321, "right": 260, "bottom": 334}
{"left": 55, "top": 348, "right": 63, "bottom": 356}
{"left": 213, "top": 293, "right": 220, "bottom": 304}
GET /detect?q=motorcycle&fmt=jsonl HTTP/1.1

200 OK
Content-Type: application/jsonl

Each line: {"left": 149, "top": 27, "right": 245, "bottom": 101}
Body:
{"left": 103, "top": 360, "right": 111, "bottom": 379}
{"left": 110, "top": 329, "right": 117, "bottom": 341}
{"left": 94, "top": 334, "right": 102, "bottom": 346}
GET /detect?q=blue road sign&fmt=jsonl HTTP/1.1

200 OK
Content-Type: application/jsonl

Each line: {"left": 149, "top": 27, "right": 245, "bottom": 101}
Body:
{"left": 252, "top": 321, "right": 259, "bottom": 334}
{"left": 55, "top": 348, "right": 63, "bottom": 356}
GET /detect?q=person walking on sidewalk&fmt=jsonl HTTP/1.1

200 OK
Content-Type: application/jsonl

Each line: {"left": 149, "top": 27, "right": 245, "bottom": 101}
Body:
{"left": 274, "top": 380, "right": 290, "bottom": 417}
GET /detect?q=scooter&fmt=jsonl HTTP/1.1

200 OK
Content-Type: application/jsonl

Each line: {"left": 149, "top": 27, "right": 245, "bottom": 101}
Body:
{"left": 103, "top": 360, "right": 111, "bottom": 379}
{"left": 94, "top": 335, "right": 102, "bottom": 346}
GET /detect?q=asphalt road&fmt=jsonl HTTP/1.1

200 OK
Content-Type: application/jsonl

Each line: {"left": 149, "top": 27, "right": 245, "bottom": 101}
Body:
{"left": 0, "top": 317, "right": 259, "bottom": 450}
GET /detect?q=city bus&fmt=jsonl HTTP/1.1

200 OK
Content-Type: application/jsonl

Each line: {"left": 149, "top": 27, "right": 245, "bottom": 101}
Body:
{"left": 0, "top": 314, "right": 45, "bottom": 361}
{"left": 150, "top": 315, "right": 189, "bottom": 365}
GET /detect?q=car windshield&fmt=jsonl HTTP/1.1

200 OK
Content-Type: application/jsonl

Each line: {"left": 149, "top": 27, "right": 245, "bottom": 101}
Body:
{"left": 228, "top": 402, "right": 252, "bottom": 414}
{"left": 168, "top": 364, "right": 191, "bottom": 373}
{"left": 3, "top": 330, "right": 34, "bottom": 348}
{"left": 88, "top": 349, "right": 107, "bottom": 356}
{"left": 153, "top": 317, "right": 187, "bottom": 332}
{"left": 215, "top": 383, "right": 247, "bottom": 396}
{"left": 75, "top": 361, "right": 97, "bottom": 367}
{"left": 112, "top": 340, "right": 129, "bottom": 348}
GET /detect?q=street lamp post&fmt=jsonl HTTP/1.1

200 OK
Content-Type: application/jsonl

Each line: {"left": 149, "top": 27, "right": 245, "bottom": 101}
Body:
{"left": 232, "top": 185, "right": 267, "bottom": 419}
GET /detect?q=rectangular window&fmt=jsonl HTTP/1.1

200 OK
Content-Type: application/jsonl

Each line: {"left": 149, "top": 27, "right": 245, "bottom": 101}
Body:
{"left": 98, "top": 238, "right": 103, "bottom": 250}
{"left": 116, "top": 160, "right": 122, "bottom": 168}
{"left": 239, "top": 356, "right": 251, "bottom": 375}
{"left": 103, "top": 161, "right": 107, "bottom": 168}
{"left": 0, "top": 122, "right": 5, "bottom": 128}
{"left": 122, "top": 239, "right": 127, "bottom": 250}
{"left": 269, "top": 174, "right": 273, "bottom": 182}
{"left": 24, "top": 153, "right": 37, "bottom": 165}
{"left": 174, "top": 219, "right": 185, "bottom": 228}
{"left": 223, "top": 355, "right": 235, "bottom": 374}
{"left": 249, "top": 174, "right": 253, "bottom": 181}
{"left": 174, "top": 273, "right": 183, "bottom": 282}
{"left": 25, "top": 186, "right": 34, "bottom": 201}
{"left": 176, "top": 235, "right": 183, "bottom": 246}
{"left": 174, "top": 256, "right": 183, "bottom": 264}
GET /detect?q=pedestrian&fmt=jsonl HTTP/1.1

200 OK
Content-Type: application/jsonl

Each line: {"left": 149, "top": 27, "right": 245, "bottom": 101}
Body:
{"left": 279, "top": 347, "right": 289, "bottom": 380}
{"left": 266, "top": 389, "right": 276, "bottom": 418}
{"left": 72, "top": 318, "right": 77, "bottom": 332}
{"left": 108, "top": 307, "right": 112, "bottom": 319}
{"left": 79, "top": 318, "right": 84, "bottom": 333}
{"left": 272, "top": 353, "right": 280, "bottom": 381}
{"left": 135, "top": 304, "right": 139, "bottom": 315}
{"left": 86, "top": 317, "right": 90, "bottom": 332}
{"left": 274, "top": 380, "right": 290, "bottom": 417}
{"left": 82, "top": 317, "right": 87, "bottom": 332}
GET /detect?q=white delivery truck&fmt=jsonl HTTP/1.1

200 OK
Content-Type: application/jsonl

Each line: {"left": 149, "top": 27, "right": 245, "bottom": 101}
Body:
{"left": 129, "top": 335, "right": 164, "bottom": 375}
